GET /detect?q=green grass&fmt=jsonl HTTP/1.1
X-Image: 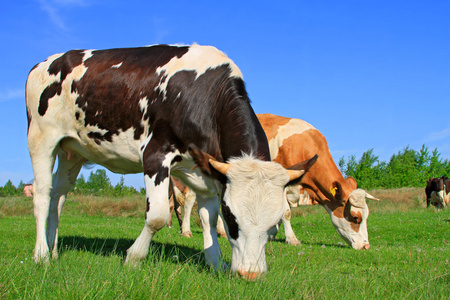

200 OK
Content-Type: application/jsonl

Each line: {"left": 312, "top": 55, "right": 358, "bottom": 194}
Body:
{"left": 0, "top": 189, "right": 449, "bottom": 299}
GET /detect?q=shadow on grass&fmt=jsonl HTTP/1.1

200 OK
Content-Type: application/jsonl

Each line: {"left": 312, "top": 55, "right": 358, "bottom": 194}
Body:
{"left": 57, "top": 235, "right": 217, "bottom": 271}
{"left": 269, "top": 238, "right": 349, "bottom": 249}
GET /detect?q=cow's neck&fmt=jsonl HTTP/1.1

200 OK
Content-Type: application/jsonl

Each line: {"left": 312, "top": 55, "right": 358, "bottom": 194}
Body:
{"left": 217, "top": 95, "right": 270, "bottom": 162}
{"left": 303, "top": 171, "right": 353, "bottom": 211}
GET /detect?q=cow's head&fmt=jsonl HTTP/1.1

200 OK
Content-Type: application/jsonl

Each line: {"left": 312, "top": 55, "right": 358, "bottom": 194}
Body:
{"left": 191, "top": 151, "right": 317, "bottom": 280}
{"left": 324, "top": 185, "right": 379, "bottom": 250}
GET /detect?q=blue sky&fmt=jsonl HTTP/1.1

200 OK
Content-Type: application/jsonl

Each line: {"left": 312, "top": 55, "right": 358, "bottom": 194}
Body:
{"left": 1, "top": 0, "right": 449, "bottom": 189}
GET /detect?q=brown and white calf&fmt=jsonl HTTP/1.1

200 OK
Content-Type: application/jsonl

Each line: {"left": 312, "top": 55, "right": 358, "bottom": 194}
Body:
{"left": 425, "top": 176, "right": 449, "bottom": 210}
{"left": 259, "top": 113, "right": 379, "bottom": 250}
{"left": 26, "top": 44, "right": 316, "bottom": 279}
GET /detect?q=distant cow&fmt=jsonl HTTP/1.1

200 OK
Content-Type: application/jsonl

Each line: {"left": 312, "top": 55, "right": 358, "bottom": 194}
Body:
{"left": 425, "top": 176, "right": 449, "bottom": 210}
{"left": 174, "top": 114, "right": 379, "bottom": 250}
{"left": 23, "top": 180, "right": 35, "bottom": 197}
{"left": 26, "top": 44, "right": 316, "bottom": 279}
{"left": 259, "top": 114, "right": 379, "bottom": 250}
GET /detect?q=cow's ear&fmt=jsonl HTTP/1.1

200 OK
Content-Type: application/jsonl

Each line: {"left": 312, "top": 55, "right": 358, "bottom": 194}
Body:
{"left": 331, "top": 181, "right": 344, "bottom": 200}
{"left": 188, "top": 144, "right": 213, "bottom": 175}
{"left": 286, "top": 154, "right": 318, "bottom": 184}
{"left": 188, "top": 144, "right": 227, "bottom": 182}
{"left": 345, "top": 176, "right": 357, "bottom": 190}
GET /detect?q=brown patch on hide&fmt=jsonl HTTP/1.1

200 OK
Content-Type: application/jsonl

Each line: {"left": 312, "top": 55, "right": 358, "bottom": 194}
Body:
{"left": 257, "top": 113, "right": 290, "bottom": 141}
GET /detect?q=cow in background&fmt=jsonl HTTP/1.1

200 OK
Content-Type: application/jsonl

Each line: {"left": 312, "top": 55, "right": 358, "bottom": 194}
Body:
{"left": 259, "top": 114, "right": 379, "bottom": 250}
{"left": 23, "top": 180, "right": 35, "bottom": 197}
{"left": 425, "top": 176, "right": 450, "bottom": 210}
{"left": 26, "top": 44, "right": 316, "bottom": 279}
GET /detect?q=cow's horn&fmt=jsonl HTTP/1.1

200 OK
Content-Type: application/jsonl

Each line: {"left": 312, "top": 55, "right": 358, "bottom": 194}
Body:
{"left": 209, "top": 159, "right": 231, "bottom": 175}
{"left": 286, "top": 169, "right": 305, "bottom": 181}
{"left": 365, "top": 192, "right": 380, "bottom": 201}
{"left": 348, "top": 195, "right": 366, "bottom": 209}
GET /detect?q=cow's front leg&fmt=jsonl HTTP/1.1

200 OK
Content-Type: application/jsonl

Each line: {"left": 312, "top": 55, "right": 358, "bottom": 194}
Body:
{"left": 31, "top": 145, "right": 57, "bottom": 263}
{"left": 282, "top": 206, "right": 301, "bottom": 245}
{"left": 197, "top": 195, "right": 226, "bottom": 271}
{"left": 33, "top": 181, "right": 52, "bottom": 262}
{"left": 125, "top": 173, "right": 171, "bottom": 264}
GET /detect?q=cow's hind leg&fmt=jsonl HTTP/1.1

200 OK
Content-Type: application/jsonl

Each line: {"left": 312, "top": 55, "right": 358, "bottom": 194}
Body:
{"left": 46, "top": 149, "right": 83, "bottom": 258}
{"left": 167, "top": 190, "right": 174, "bottom": 228}
{"left": 126, "top": 173, "right": 171, "bottom": 264}
{"left": 173, "top": 194, "right": 183, "bottom": 228}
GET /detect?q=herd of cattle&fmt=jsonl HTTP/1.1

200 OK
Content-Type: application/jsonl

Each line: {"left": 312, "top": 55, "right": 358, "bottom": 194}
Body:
{"left": 25, "top": 44, "right": 448, "bottom": 280}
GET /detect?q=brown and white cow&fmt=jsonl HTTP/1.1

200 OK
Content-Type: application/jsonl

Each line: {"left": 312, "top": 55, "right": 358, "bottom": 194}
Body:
{"left": 26, "top": 44, "right": 317, "bottom": 279}
{"left": 425, "top": 176, "right": 450, "bottom": 210}
{"left": 259, "top": 113, "right": 379, "bottom": 250}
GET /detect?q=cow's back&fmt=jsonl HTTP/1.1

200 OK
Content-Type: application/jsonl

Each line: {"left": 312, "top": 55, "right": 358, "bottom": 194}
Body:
{"left": 26, "top": 45, "right": 259, "bottom": 173}
{"left": 257, "top": 113, "right": 353, "bottom": 200}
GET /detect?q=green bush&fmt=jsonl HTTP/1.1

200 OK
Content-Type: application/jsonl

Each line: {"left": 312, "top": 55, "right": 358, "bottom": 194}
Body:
{"left": 0, "top": 180, "right": 25, "bottom": 197}
{"left": 71, "top": 170, "right": 140, "bottom": 197}
{"left": 340, "top": 144, "right": 450, "bottom": 189}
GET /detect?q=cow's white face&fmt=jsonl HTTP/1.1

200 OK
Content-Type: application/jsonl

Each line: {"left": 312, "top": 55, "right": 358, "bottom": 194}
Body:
{"left": 325, "top": 189, "right": 375, "bottom": 250}
{"left": 213, "top": 155, "right": 297, "bottom": 279}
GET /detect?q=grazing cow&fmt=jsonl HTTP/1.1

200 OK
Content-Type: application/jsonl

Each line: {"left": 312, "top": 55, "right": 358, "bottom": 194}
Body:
{"left": 258, "top": 114, "right": 379, "bottom": 250}
{"left": 425, "top": 176, "right": 450, "bottom": 210}
{"left": 171, "top": 114, "right": 379, "bottom": 250}
{"left": 26, "top": 44, "right": 316, "bottom": 279}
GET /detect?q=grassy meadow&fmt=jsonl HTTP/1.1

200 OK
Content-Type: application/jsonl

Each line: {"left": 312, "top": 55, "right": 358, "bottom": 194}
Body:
{"left": 0, "top": 188, "right": 449, "bottom": 299}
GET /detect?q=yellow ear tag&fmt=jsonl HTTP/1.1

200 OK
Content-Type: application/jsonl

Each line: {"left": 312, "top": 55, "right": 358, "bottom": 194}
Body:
{"left": 330, "top": 186, "right": 337, "bottom": 197}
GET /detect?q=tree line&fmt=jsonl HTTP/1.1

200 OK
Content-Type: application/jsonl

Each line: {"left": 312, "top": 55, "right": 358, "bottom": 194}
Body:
{"left": 1, "top": 144, "right": 449, "bottom": 196}
{"left": 0, "top": 169, "right": 143, "bottom": 197}
{"left": 339, "top": 145, "right": 450, "bottom": 190}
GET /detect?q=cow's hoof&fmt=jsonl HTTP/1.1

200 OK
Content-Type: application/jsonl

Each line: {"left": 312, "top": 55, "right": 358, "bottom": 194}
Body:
{"left": 218, "top": 231, "right": 227, "bottom": 238}
{"left": 181, "top": 231, "right": 193, "bottom": 238}
{"left": 286, "top": 238, "right": 301, "bottom": 246}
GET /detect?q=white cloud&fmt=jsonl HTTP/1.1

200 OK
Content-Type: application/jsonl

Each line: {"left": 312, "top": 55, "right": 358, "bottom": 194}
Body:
{"left": 38, "top": 0, "right": 91, "bottom": 30}
{"left": 38, "top": 0, "right": 67, "bottom": 30}
{"left": 425, "top": 127, "right": 450, "bottom": 142}
{"left": 0, "top": 89, "right": 24, "bottom": 101}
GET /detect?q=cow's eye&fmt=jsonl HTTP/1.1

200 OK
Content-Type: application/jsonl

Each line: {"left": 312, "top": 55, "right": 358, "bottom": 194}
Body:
{"left": 351, "top": 211, "right": 362, "bottom": 224}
